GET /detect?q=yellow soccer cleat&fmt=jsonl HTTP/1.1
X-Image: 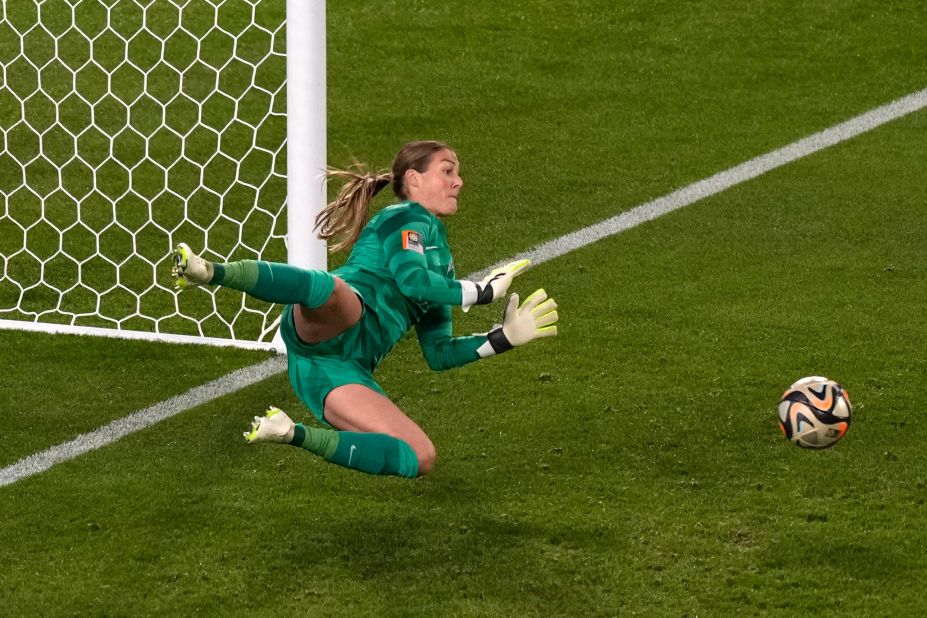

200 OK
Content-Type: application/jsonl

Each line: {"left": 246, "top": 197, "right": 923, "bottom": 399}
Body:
{"left": 243, "top": 406, "right": 296, "bottom": 444}
{"left": 170, "top": 242, "right": 213, "bottom": 290}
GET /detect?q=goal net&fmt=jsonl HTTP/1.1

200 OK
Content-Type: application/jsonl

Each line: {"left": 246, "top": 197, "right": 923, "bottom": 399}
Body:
{"left": 0, "top": 0, "right": 313, "bottom": 351}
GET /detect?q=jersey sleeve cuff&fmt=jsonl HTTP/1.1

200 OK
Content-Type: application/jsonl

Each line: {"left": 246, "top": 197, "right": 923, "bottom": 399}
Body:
{"left": 460, "top": 280, "right": 479, "bottom": 312}
{"left": 476, "top": 340, "right": 496, "bottom": 358}
{"left": 476, "top": 327, "right": 512, "bottom": 358}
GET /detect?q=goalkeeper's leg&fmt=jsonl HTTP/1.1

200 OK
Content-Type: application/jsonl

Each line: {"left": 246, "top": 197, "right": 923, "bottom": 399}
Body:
{"left": 244, "top": 388, "right": 430, "bottom": 479}
{"left": 171, "top": 243, "right": 361, "bottom": 343}
{"left": 321, "top": 384, "right": 436, "bottom": 477}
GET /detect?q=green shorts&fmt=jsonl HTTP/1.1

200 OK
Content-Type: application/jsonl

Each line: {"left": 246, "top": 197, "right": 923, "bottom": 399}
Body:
{"left": 279, "top": 303, "right": 387, "bottom": 426}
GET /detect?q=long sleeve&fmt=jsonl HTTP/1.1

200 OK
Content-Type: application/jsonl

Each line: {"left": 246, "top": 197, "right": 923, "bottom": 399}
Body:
{"left": 375, "top": 207, "right": 477, "bottom": 307}
{"left": 414, "top": 304, "right": 487, "bottom": 371}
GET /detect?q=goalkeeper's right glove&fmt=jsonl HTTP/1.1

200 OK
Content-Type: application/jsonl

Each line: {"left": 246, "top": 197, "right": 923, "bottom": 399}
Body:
{"left": 461, "top": 259, "right": 530, "bottom": 311}
{"left": 476, "top": 289, "right": 559, "bottom": 358}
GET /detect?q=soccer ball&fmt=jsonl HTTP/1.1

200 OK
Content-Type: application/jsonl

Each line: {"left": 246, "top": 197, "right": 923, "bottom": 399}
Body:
{"left": 778, "top": 376, "right": 852, "bottom": 449}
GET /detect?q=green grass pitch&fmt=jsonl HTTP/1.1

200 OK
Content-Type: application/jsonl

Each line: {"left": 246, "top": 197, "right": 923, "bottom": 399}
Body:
{"left": 2, "top": 1, "right": 927, "bottom": 616}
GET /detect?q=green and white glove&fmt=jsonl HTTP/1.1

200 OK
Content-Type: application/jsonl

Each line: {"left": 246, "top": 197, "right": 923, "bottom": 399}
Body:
{"left": 476, "top": 289, "right": 559, "bottom": 357}
{"left": 461, "top": 259, "right": 530, "bottom": 311}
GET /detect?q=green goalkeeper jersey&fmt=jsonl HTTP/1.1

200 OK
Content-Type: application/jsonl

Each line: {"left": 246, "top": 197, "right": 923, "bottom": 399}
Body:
{"left": 332, "top": 201, "right": 486, "bottom": 371}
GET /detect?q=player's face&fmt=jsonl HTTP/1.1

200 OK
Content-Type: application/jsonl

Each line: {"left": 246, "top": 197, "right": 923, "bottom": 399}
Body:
{"left": 407, "top": 149, "right": 463, "bottom": 217}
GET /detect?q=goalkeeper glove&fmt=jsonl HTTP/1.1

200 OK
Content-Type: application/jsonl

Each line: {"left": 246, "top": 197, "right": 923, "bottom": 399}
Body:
{"left": 461, "top": 259, "right": 530, "bottom": 311}
{"left": 476, "top": 289, "right": 559, "bottom": 357}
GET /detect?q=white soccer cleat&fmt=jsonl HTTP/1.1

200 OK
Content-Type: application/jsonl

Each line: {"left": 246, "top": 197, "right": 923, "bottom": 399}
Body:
{"left": 171, "top": 242, "right": 213, "bottom": 290}
{"left": 243, "top": 406, "right": 296, "bottom": 444}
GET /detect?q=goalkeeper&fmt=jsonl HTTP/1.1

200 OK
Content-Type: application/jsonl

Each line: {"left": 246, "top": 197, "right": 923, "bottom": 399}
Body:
{"left": 171, "top": 141, "right": 559, "bottom": 479}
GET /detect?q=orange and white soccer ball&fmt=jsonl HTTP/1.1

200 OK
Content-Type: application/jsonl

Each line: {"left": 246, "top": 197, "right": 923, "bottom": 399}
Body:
{"left": 778, "top": 376, "right": 852, "bottom": 449}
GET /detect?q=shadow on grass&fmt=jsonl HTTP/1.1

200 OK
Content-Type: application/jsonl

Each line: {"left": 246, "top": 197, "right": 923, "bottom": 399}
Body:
{"left": 271, "top": 474, "right": 624, "bottom": 613}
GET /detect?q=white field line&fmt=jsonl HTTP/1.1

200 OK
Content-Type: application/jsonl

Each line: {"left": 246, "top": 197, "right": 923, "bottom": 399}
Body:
{"left": 471, "top": 86, "right": 927, "bottom": 281}
{"left": 2, "top": 86, "right": 926, "bottom": 488}
{"left": 0, "top": 355, "right": 287, "bottom": 487}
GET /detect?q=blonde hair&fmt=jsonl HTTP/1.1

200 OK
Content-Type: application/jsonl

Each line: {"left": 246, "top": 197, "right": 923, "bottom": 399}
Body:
{"left": 316, "top": 140, "right": 453, "bottom": 253}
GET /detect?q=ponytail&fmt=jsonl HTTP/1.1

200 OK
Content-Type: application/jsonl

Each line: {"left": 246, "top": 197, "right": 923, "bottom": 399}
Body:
{"left": 316, "top": 141, "right": 452, "bottom": 253}
{"left": 316, "top": 166, "right": 391, "bottom": 253}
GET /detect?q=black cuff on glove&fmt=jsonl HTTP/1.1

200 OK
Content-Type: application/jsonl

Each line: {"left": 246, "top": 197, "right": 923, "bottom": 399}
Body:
{"left": 486, "top": 326, "right": 513, "bottom": 354}
{"left": 474, "top": 282, "right": 494, "bottom": 305}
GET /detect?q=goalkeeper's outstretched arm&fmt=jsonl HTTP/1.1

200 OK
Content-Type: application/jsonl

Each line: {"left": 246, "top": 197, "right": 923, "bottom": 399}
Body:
{"left": 414, "top": 289, "right": 559, "bottom": 370}
{"left": 382, "top": 215, "right": 529, "bottom": 309}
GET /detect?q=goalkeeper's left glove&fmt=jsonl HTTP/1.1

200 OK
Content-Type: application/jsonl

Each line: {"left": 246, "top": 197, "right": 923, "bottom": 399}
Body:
{"left": 476, "top": 289, "right": 559, "bottom": 357}
{"left": 461, "top": 259, "right": 530, "bottom": 312}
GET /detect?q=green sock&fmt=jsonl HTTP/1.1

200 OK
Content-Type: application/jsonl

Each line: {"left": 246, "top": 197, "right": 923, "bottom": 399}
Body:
{"left": 211, "top": 261, "right": 335, "bottom": 308}
{"left": 290, "top": 423, "right": 419, "bottom": 479}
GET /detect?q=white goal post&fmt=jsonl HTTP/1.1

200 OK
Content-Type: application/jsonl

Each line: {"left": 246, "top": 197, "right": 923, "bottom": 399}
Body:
{"left": 0, "top": 0, "right": 326, "bottom": 352}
